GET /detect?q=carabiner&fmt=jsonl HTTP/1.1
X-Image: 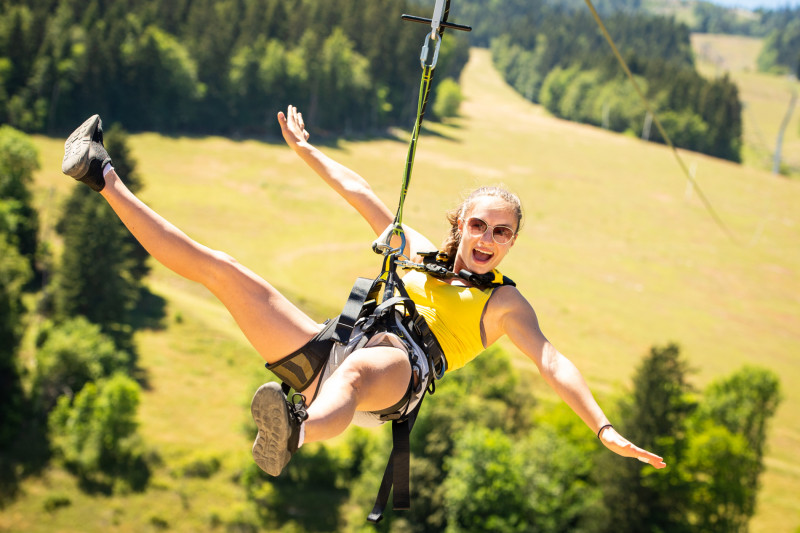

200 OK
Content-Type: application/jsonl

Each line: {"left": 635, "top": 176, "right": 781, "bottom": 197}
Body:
{"left": 419, "top": 31, "right": 442, "bottom": 69}
{"left": 372, "top": 222, "right": 406, "bottom": 256}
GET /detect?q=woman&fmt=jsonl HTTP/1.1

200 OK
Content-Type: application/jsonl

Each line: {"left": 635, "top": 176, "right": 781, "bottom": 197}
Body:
{"left": 61, "top": 107, "right": 665, "bottom": 479}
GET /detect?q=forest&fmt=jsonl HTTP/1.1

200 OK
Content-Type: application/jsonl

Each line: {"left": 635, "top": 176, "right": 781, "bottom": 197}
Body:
{"left": 754, "top": 6, "right": 800, "bottom": 77}
{"left": 0, "top": 0, "right": 469, "bottom": 135}
{"left": 465, "top": 0, "right": 743, "bottom": 161}
{"left": 0, "top": 0, "right": 751, "bottom": 161}
{"left": 1, "top": 0, "right": 796, "bottom": 159}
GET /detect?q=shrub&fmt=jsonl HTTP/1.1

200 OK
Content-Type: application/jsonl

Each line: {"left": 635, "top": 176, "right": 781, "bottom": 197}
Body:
{"left": 433, "top": 78, "right": 463, "bottom": 119}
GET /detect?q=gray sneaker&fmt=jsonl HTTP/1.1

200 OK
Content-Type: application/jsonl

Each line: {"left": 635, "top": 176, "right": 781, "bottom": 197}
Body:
{"left": 62, "top": 114, "right": 112, "bottom": 191}
{"left": 251, "top": 382, "right": 308, "bottom": 476}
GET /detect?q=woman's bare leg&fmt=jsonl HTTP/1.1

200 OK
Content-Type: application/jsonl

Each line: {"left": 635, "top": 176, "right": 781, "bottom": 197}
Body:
{"left": 100, "top": 170, "right": 320, "bottom": 362}
{"left": 303, "top": 346, "right": 412, "bottom": 443}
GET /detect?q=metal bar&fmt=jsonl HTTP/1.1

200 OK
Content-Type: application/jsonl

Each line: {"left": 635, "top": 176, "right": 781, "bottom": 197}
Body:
{"left": 401, "top": 14, "right": 472, "bottom": 32}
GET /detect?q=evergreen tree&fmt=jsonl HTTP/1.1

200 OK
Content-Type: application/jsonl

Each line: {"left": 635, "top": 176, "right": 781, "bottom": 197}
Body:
{"left": 687, "top": 366, "right": 781, "bottom": 529}
{"left": 597, "top": 343, "right": 696, "bottom": 533}
{"left": 0, "top": 125, "right": 40, "bottom": 278}
{"left": 54, "top": 188, "right": 139, "bottom": 349}
{"left": 0, "top": 230, "right": 32, "bottom": 448}
{"left": 53, "top": 122, "right": 147, "bottom": 350}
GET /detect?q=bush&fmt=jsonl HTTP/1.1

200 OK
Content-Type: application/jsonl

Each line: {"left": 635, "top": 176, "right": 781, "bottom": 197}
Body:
{"left": 34, "top": 317, "right": 130, "bottom": 411}
{"left": 172, "top": 451, "right": 221, "bottom": 479}
{"left": 43, "top": 493, "right": 72, "bottom": 513}
{"left": 651, "top": 109, "right": 709, "bottom": 152}
{"left": 48, "top": 373, "right": 151, "bottom": 493}
{"left": 433, "top": 78, "right": 463, "bottom": 119}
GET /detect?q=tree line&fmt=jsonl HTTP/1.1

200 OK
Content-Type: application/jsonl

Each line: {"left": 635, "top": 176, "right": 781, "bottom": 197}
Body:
{"left": 755, "top": 7, "right": 800, "bottom": 77}
{"left": 0, "top": 0, "right": 469, "bottom": 136}
{"left": 692, "top": 2, "right": 800, "bottom": 38}
{"left": 0, "top": 124, "right": 784, "bottom": 530}
{"left": 242, "top": 343, "right": 781, "bottom": 532}
{"left": 1, "top": 123, "right": 156, "bottom": 499}
{"left": 690, "top": 2, "right": 800, "bottom": 77}
{"left": 472, "top": 1, "right": 743, "bottom": 161}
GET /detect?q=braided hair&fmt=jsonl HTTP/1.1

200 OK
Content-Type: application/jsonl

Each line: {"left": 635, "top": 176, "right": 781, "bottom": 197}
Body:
{"left": 439, "top": 186, "right": 523, "bottom": 266}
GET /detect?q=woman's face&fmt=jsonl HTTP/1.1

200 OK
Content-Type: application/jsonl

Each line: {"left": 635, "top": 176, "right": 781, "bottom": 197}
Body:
{"left": 454, "top": 196, "right": 518, "bottom": 275}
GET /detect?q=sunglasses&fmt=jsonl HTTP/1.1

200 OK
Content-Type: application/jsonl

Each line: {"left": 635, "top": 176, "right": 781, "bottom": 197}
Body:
{"left": 463, "top": 217, "right": 516, "bottom": 244}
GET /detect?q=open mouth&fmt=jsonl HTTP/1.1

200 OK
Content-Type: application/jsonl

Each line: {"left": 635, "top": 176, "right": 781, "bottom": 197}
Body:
{"left": 472, "top": 248, "right": 494, "bottom": 264}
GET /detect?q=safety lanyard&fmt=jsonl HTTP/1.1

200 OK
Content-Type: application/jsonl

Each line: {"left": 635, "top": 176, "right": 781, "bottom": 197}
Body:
{"left": 372, "top": 0, "right": 470, "bottom": 267}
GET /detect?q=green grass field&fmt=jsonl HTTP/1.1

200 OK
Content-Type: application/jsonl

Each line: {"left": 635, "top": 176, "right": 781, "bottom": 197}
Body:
{"left": 6, "top": 45, "right": 800, "bottom": 532}
{"left": 693, "top": 32, "right": 800, "bottom": 176}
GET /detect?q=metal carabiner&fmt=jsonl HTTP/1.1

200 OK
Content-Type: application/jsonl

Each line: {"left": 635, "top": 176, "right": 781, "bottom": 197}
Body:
{"left": 419, "top": 31, "right": 442, "bottom": 69}
{"left": 372, "top": 222, "right": 407, "bottom": 256}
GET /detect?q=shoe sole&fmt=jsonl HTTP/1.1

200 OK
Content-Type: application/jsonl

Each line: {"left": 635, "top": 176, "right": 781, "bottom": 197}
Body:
{"left": 251, "top": 382, "right": 292, "bottom": 476}
{"left": 62, "top": 114, "right": 100, "bottom": 178}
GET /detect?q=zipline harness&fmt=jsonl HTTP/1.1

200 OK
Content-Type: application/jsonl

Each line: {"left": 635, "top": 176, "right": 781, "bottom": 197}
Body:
{"left": 361, "top": 2, "right": 473, "bottom": 522}
{"left": 269, "top": 1, "right": 473, "bottom": 524}
{"left": 267, "top": 1, "right": 514, "bottom": 523}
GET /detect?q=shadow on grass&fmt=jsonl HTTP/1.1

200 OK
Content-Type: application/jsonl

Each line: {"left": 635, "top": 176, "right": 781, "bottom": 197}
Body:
{"left": 0, "top": 416, "right": 51, "bottom": 508}
{"left": 149, "top": 117, "right": 465, "bottom": 150}
{"left": 130, "top": 286, "right": 168, "bottom": 331}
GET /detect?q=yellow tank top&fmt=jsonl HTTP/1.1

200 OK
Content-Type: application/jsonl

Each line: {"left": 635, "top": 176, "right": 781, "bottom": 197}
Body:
{"left": 402, "top": 270, "right": 498, "bottom": 371}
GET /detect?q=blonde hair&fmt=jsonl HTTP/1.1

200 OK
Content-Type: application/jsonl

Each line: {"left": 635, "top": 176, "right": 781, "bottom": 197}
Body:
{"left": 440, "top": 186, "right": 523, "bottom": 264}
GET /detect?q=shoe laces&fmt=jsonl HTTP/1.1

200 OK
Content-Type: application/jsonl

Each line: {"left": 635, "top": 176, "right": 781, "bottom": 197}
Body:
{"left": 288, "top": 393, "right": 309, "bottom": 424}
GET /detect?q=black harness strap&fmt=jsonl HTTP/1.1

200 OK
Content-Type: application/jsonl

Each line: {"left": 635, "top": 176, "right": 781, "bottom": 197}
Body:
{"left": 368, "top": 404, "right": 420, "bottom": 522}
{"left": 332, "top": 277, "right": 377, "bottom": 344}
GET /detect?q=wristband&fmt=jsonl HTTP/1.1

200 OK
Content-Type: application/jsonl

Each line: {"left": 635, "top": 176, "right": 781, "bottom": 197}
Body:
{"left": 597, "top": 424, "right": 613, "bottom": 439}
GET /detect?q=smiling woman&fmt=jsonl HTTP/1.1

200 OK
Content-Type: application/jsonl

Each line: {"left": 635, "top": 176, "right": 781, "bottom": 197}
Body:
{"left": 59, "top": 103, "right": 666, "bottom": 522}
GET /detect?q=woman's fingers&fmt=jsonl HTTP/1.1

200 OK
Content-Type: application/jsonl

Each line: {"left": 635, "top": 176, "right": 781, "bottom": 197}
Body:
{"left": 633, "top": 448, "right": 667, "bottom": 469}
{"left": 602, "top": 428, "right": 667, "bottom": 469}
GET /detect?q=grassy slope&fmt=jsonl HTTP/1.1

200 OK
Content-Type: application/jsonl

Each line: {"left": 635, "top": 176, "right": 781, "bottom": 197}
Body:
{"left": 692, "top": 32, "right": 800, "bottom": 176}
{"left": 6, "top": 47, "right": 800, "bottom": 531}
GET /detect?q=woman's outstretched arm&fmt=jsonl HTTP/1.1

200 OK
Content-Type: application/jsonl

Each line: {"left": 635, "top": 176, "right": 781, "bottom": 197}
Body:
{"left": 488, "top": 287, "right": 667, "bottom": 468}
{"left": 278, "top": 105, "right": 436, "bottom": 256}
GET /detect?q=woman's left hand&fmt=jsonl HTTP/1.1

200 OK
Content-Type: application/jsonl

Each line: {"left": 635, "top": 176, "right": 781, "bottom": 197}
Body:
{"left": 599, "top": 426, "right": 667, "bottom": 469}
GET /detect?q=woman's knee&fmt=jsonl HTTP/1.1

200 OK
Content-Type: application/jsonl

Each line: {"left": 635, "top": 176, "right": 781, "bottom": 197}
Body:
{"left": 339, "top": 347, "right": 411, "bottom": 410}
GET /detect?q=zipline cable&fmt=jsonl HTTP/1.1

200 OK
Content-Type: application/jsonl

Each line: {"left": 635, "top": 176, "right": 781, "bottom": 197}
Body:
{"left": 583, "top": 0, "right": 740, "bottom": 244}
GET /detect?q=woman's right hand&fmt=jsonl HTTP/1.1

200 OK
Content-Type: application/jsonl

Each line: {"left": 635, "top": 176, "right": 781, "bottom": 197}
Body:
{"left": 278, "top": 105, "right": 310, "bottom": 151}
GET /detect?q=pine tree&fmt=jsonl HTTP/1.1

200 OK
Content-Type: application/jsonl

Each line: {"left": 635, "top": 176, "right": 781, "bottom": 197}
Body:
{"left": 0, "top": 125, "right": 40, "bottom": 278}
{"left": 597, "top": 343, "right": 697, "bottom": 533}
{"left": 54, "top": 187, "right": 139, "bottom": 349}
{"left": 0, "top": 233, "right": 32, "bottom": 448}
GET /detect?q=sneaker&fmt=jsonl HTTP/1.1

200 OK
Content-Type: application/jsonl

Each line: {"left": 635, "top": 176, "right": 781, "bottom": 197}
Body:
{"left": 62, "top": 114, "right": 112, "bottom": 192}
{"left": 251, "top": 382, "right": 308, "bottom": 476}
